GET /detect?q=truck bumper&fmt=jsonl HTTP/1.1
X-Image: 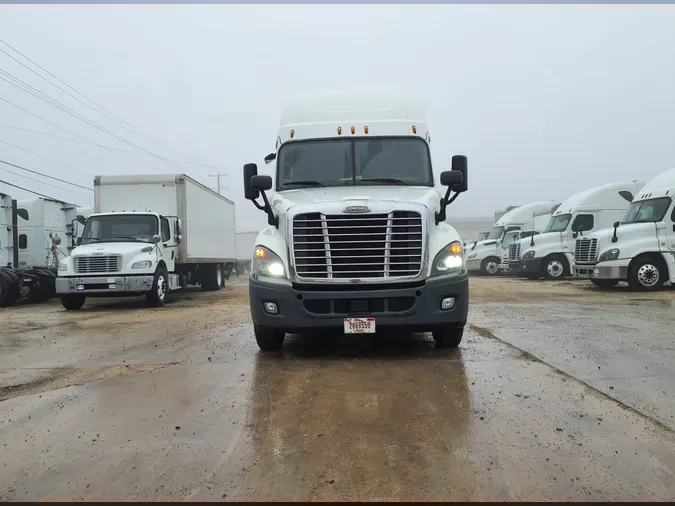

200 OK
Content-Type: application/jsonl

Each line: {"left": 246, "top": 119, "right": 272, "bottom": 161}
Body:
{"left": 249, "top": 275, "right": 469, "bottom": 333}
{"left": 465, "top": 258, "right": 482, "bottom": 272}
{"left": 56, "top": 275, "right": 154, "bottom": 295}
{"left": 518, "top": 257, "right": 542, "bottom": 276}
{"left": 574, "top": 264, "right": 596, "bottom": 278}
{"left": 590, "top": 262, "right": 629, "bottom": 280}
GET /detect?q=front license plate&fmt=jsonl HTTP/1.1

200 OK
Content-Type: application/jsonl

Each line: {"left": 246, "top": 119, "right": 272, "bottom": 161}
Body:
{"left": 344, "top": 317, "right": 376, "bottom": 334}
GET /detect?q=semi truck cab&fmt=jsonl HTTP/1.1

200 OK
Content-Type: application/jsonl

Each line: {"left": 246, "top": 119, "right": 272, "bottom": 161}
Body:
{"left": 242, "top": 91, "right": 470, "bottom": 351}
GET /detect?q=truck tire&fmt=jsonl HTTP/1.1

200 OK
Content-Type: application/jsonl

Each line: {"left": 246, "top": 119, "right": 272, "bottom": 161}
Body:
{"left": 542, "top": 254, "right": 569, "bottom": 280}
{"left": 201, "top": 264, "right": 222, "bottom": 291}
{"left": 147, "top": 267, "right": 169, "bottom": 307}
{"left": 0, "top": 271, "right": 18, "bottom": 308}
{"left": 60, "top": 294, "right": 86, "bottom": 310}
{"left": 590, "top": 278, "right": 619, "bottom": 289}
{"left": 627, "top": 256, "right": 666, "bottom": 292}
{"left": 432, "top": 325, "right": 464, "bottom": 348}
{"left": 480, "top": 257, "right": 500, "bottom": 276}
{"left": 254, "top": 326, "right": 286, "bottom": 351}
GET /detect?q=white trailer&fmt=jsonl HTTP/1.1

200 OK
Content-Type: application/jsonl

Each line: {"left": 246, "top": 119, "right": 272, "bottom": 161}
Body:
{"left": 465, "top": 201, "right": 561, "bottom": 275}
{"left": 56, "top": 174, "right": 236, "bottom": 309}
{"left": 575, "top": 169, "right": 675, "bottom": 290}
{"left": 514, "top": 180, "right": 645, "bottom": 280}
{"left": 235, "top": 231, "right": 257, "bottom": 274}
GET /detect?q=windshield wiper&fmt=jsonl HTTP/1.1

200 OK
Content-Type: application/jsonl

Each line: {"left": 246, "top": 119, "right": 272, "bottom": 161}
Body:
{"left": 110, "top": 236, "right": 144, "bottom": 242}
{"left": 360, "top": 178, "right": 410, "bottom": 186}
{"left": 283, "top": 180, "right": 325, "bottom": 188}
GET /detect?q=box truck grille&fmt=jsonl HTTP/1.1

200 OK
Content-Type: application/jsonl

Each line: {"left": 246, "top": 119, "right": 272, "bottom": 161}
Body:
{"left": 574, "top": 238, "right": 598, "bottom": 264}
{"left": 292, "top": 211, "right": 423, "bottom": 280}
{"left": 509, "top": 242, "right": 521, "bottom": 263}
{"left": 74, "top": 255, "right": 122, "bottom": 274}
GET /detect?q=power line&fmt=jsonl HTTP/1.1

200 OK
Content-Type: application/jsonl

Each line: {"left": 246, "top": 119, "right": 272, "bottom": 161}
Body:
{"left": 0, "top": 39, "right": 182, "bottom": 156}
{"left": 0, "top": 159, "right": 93, "bottom": 192}
{"left": 0, "top": 177, "right": 59, "bottom": 200}
{"left": 0, "top": 165, "right": 86, "bottom": 196}
{"left": 0, "top": 138, "right": 95, "bottom": 177}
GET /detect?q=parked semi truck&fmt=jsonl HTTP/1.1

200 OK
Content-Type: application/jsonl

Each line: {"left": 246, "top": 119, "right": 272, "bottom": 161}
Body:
{"left": 56, "top": 174, "right": 236, "bottom": 309}
{"left": 235, "top": 231, "right": 257, "bottom": 275}
{"left": 514, "top": 180, "right": 645, "bottom": 280}
{"left": 0, "top": 195, "right": 84, "bottom": 306}
{"left": 574, "top": 169, "right": 675, "bottom": 291}
{"left": 242, "top": 90, "right": 469, "bottom": 351}
{"left": 465, "top": 201, "right": 560, "bottom": 276}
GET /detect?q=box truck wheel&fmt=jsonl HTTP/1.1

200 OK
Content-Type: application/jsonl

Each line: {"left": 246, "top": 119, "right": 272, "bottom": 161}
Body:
{"left": 254, "top": 326, "right": 286, "bottom": 351}
{"left": 60, "top": 294, "right": 86, "bottom": 310}
{"left": 0, "top": 271, "right": 18, "bottom": 308}
{"left": 432, "top": 325, "right": 464, "bottom": 348}
{"left": 201, "top": 264, "right": 222, "bottom": 291}
{"left": 628, "top": 256, "right": 666, "bottom": 292}
{"left": 590, "top": 278, "right": 619, "bottom": 289}
{"left": 147, "top": 267, "right": 169, "bottom": 307}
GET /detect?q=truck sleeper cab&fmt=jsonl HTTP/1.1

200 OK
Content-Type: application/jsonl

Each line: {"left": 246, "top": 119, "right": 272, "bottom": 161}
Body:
{"left": 574, "top": 169, "right": 675, "bottom": 291}
{"left": 519, "top": 180, "right": 644, "bottom": 281}
{"left": 242, "top": 91, "right": 469, "bottom": 351}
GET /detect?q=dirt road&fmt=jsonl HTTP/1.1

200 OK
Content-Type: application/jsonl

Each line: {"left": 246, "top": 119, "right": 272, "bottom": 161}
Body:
{"left": 1, "top": 276, "right": 675, "bottom": 500}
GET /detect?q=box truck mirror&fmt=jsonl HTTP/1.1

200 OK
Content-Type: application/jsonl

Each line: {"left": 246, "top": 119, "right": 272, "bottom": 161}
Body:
{"left": 243, "top": 163, "right": 259, "bottom": 200}
{"left": 152, "top": 234, "right": 161, "bottom": 244}
{"left": 264, "top": 152, "right": 276, "bottom": 164}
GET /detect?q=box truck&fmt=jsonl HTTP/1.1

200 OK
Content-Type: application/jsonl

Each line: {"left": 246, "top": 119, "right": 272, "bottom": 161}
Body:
{"left": 235, "top": 231, "right": 257, "bottom": 275}
{"left": 56, "top": 174, "right": 236, "bottom": 309}
{"left": 242, "top": 90, "right": 469, "bottom": 351}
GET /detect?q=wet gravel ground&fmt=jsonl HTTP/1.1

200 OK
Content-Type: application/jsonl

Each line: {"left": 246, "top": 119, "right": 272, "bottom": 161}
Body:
{"left": 1, "top": 275, "right": 675, "bottom": 501}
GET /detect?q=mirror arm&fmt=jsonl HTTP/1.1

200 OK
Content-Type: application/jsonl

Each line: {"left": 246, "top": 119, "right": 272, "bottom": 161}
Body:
{"left": 251, "top": 198, "right": 267, "bottom": 211}
{"left": 259, "top": 191, "right": 279, "bottom": 228}
{"left": 435, "top": 186, "right": 459, "bottom": 225}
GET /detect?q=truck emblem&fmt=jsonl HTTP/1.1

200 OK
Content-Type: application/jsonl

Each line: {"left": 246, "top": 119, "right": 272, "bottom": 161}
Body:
{"left": 343, "top": 205, "right": 370, "bottom": 214}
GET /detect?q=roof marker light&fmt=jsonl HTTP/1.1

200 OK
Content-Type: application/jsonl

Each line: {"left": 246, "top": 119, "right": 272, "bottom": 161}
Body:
{"left": 337, "top": 126, "right": 342, "bottom": 135}
{"left": 290, "top": 129, "right": 295, "bottom": 138}
{"left": 351, "top": 126, "right": 355, "bottom": 134}
{"left": 412, "top": 125, "right": 417, "bottom": 134}
{"left": 364, "top": 125, "right": 369, "bottom": 134}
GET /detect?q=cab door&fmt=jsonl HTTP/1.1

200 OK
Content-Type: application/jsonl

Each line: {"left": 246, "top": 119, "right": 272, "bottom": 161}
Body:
{"left": 662, "top": 201, "right": 675, "bottom": 283}
{"left": 159, "top": 216, "right": 177, "bottom": 272}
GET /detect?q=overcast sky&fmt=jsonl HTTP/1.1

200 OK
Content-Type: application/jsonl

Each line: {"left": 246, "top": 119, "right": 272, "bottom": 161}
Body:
{"left": 1, "top": 5, "right": 674, "bottom": 231}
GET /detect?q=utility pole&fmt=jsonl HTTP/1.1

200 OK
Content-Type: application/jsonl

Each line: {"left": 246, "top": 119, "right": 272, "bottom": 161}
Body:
{"left": 208, "top": 172, "right": 229, "bottom": 195}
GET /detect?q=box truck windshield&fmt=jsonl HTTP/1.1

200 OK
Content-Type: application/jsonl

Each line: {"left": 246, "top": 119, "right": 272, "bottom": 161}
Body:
{"left": 82, "top": 214, "right": 159, "bottom": 245}
{"left": 544, "top": 213, "right": 571, "bottom": 233}
{"left": 621, "top": 197, "right": 671, "bottom": 224}
{"left": 277, "top": 137, "right": 433, "bottom": 189}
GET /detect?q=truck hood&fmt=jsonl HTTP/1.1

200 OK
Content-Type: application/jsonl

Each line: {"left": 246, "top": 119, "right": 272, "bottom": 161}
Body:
{"left": 586, "top": 222, "right": 657, "bottom": 248}
{"left": 72, "top": 242, "right": 154, "bottom": 257}
{"left": 529, "top": 231, "right": 564, "bottom": 249}
{"left": 271, "top": 186, "right": 441, "bottom": 213}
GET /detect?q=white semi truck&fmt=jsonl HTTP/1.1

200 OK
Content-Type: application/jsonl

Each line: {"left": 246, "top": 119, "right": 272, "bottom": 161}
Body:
{"left": 0, "top": 195, "right": 84, "bottom": 306}
{"left": 574, "top": 169, "right": 675, "bottom": 291}
{"left": 465, "top": 201, "right": 560, "bottom": 276}
{"left": 235, "top": 231, "right": 257, "bottom": 275}
{"left": 56, "top": 174, "right": 236, "bottom": 309}
{"left": 242, "top": 90, "right": 469, "bottom": 351}
{"left": 514, "top": 180, "right": 645, "bottom": 280}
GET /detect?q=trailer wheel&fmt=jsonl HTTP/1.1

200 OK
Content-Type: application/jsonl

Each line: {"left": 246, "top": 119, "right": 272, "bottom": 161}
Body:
{"left": 590, "top": 278, "right": 619, "bottom": 289}
{"left": 147, "top": 267, "right": 169, "bottom": 307}
{"left": 627, "top": 255, "right": 666, "bottom": 292}
{"left": 254, "top": 326, "right": 286, "bottom": 351}
{"left": 60, "top": 294, "right": 86, "bottom": 310}
{"left": 0, "top": 271, "right": 18, "bottom": 308}
{"left": 432, "top": 325, "right": 464, "bottom": 348}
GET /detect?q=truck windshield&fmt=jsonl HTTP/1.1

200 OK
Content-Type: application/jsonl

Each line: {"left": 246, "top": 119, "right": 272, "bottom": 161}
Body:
{"left": 621, "top": 197, "right": 672, "bottom": 224}
{"left": 82, "top": 215, "right": 159, "bottom": 245}
{"left": 544, "top": 214, "right": 571, "bottom": 232}
{"left": 487, "top": 226, "right": 504, "bottom": 240}
{"left": 276, "top": 137, "right": 433, "bottom": 190}
{"left": 502, "top": 232, "right": 520, "bottom": 246}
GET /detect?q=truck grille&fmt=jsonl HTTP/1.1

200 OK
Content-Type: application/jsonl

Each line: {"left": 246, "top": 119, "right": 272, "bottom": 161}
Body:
{"left": 574, "top": 238, "right": 598, "bottom": 264}
{"left": 292, "top": 211, "right": 423, "bottom": 280}
{"left": 74, "top": 255, "right": 122, "bottom": 274}
{"left": 509, "top": 242, "right": 521, "bottom": 263}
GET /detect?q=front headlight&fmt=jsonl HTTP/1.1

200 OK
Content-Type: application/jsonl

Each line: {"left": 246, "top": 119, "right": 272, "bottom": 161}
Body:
{"left": 431, "top": 241, "right": 466, "bottom": 277}
{"left": 131, "top": 260, "right": 153, "bottom": 269}
{"left": 522, "top": 250, "right": 536, "bottom": 260}
{"left": 253, "top": 246, "right": 286, "bottom": 278}
{"left": 598, "top": 248, "right": 619, "bottom": 263}
{"left": 58, "top": 263, "right": 68, "bottom": 272}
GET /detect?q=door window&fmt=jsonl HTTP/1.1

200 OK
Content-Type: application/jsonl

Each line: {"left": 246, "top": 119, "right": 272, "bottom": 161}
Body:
{"left": 572, "top": 214, "right": 594, "bottom": 233}
{"left": 161, "top": 217, "right": 171, "bottom": 242}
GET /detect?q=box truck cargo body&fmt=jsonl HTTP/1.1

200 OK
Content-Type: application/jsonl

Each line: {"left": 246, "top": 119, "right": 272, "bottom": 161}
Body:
{"left": 56, "top": 174, "right": 236, "bottom": 309}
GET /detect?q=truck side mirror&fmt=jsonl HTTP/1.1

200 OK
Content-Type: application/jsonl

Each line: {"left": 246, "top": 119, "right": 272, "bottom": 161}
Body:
{"left": 251, "top": 175, "right": 273, "bottom": 191}
{"left": 440, "top": 170, "right": 463, "bottom": 188}
{"left": 264, "top": 152, "right": 276, "bottom": 164}
{"left": 152, "top": 234, "right": 161, "bottom": 244}
{"left": 613, "top": 221, "right": 620, "bottom": 228}
{"left": 243, "top": 163, "right": 259, "bottom": 200}
{"left": 451, "top": 155, "right": 468, "bottom": 193}
{"left": 76, "top": 237, "right": 82, "bottom": 246}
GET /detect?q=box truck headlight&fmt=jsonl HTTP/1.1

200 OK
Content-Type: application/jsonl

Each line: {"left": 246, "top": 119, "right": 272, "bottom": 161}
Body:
{"left": 431, "top": 241, "right": 466, "bottom": 277}
{"left": 58, "top": 263, "right": 68, "bottom": 272}
{"left": 132, "top": 260, "right": 153, "bottom": 269}
{"left": 253, "top": 246, "right": 286, "bottom": 278}
{"left": 522, "top": 250, "right": 536, "bottom": 260}
{"left": 598, "top": 248, "right": 619, "bottom": 263}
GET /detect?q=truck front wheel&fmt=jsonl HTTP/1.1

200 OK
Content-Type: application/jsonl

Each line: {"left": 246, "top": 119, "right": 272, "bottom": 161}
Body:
{"left": 60, "top": 294, "right": 86, "bottom": 310}
{"left": 628, "top": 256, "right": 666, "bottom": 292}
{"left": 147, "top": 268, "right": 169, "bottom": 307}
{"left": 432, "top": 325, "right": 464, "bottom": 348}
{"left": 481, "top": 257, "right": 500, "bottom": 276}
{"left": 254, "top": 326, "right": 286, "bottom": 351}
